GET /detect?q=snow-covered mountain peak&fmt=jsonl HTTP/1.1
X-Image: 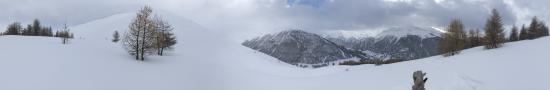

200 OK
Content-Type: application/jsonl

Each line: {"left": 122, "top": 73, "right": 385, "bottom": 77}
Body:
{"left": 319, "top": 26, "right": 442, "bottom": 39}
{"left": 375, "top": 26, "right": 443, "bottom": 39}
{"left": 277, "top": 29, "right": 309, "bottom": 36}
{"left": 318, "top": 29, "right": 382, "bottom": 39}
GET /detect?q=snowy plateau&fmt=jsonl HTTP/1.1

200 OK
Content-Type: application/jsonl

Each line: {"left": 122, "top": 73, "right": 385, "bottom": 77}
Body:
{"left": 1, "top": 12, "right": 550, "bottom": 90}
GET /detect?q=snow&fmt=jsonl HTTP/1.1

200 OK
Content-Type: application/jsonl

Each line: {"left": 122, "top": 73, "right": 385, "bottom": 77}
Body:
{"left": 319, "top": 26, "right": 442, "bottom": 39}
{"left": 0, "top": 12, "right": 219, "bottom": 90}
{"left": 221, "top": 36, "right": 550, "bottom": 90}
{"left": 1, "top": 10, "right": 549, "bottom": 90}
{"left": 375, "top": 26, "right": 443, "bottom": 39}
{"left": 319, "top": 29, "right": 383, "bottom": 39}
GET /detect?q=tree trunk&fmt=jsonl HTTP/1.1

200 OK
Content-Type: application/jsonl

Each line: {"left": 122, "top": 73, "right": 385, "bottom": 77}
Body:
{"left": 140, "top": 24, "right": 147, "bottom": 61}
{"left": 160, "top": 48, "right": 164, "bottom": 56}
{"left": 135, "top": 30, "right": 141, "bottom": 60}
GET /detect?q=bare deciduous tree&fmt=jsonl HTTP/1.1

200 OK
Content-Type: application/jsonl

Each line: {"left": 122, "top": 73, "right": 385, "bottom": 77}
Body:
{"left": 59, "top": 24, "right": 71, "bottom": 44}
{"left": 123, "top": 6, "right": 155, "bottom": 61}
{"left": 152, "top": 16, "right": 176, "bottom": 56}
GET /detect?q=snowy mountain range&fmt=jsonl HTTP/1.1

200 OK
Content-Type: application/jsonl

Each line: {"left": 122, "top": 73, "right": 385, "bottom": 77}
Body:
{"left": 244, "top": 26, "right": 444, "bottom": 67}
{"left": 326, "top": 26, "right": 443, "bottom": 60}
{"left": 242, "top": 30, "right": 370, "bottom": 67}
{"left": 375, "top": 26, "right": 443, "bottom": 39}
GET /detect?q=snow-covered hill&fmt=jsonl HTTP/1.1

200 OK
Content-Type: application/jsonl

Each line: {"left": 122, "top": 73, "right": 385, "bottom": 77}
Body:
{"left": 0, "top": 11, "right": 224, "bottom": 90}
{"left": 1, "top": 10, "right": 549, "bottom": 90}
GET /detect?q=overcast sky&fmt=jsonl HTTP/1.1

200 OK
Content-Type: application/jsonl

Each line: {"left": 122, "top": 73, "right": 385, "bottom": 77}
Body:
{"left": 1, "top": 0, "right": 549, "bottom": 32}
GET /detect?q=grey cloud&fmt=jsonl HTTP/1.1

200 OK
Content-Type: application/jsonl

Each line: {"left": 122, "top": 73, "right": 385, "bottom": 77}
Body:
{"left": 275, "top": 0, "right": 518, "bottom": 30}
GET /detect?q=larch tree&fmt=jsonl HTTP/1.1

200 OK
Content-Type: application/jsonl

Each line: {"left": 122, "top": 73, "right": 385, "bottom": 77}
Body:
{"left": 23, "top": 25, "right": 32, "bottom": 36}
{"left": 59, "top": 24, "right": 71, "bottom": 44}
{"left": 152, "top": 16, "right": 176, "bottom": 56}
{"left": 467, "top": 29, "right": 482, "bottom": 48}
{"left": 519, "top": 25, "right": 528, "bottom": 40}
{"left": 439, "top": 19, "right": 467, "bottom": 57}
{"left": 542, "top": 24, "right": 550, "bottom": 37}
{"left": 528, "top": 17, "right": 549, "bottom": 39}
{"left": 123, "top": 6, "right": 155, "bottom": 61}
{"left": 32, "top": 19, "right": 41, "bottom": 36}
{"left": 508, "top": 26, "right": 519, "bottom": 42}
{"left": 528, "top": 17, "right": 540, "bottom": 39}
{"left": 483, "top": 9, "right": 506, "bottom": 49}
{"left": 4, "top": 22, "right": 22, "bottom": 35}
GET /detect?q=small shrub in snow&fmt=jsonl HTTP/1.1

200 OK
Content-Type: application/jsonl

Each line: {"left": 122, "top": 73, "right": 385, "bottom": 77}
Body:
{"left": 112, "top": 30, "right": 120, "bottom": 43}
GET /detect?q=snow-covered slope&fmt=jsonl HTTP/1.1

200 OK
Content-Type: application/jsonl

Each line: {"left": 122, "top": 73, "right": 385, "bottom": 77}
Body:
{"left": 222, "top": 36, "right": 550, "bottom": 90}
{"left": 0, "top": 11, "right": 223, "bottom": 90}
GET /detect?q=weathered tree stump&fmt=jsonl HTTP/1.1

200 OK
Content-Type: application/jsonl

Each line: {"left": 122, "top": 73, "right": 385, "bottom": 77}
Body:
{"left": 412, "top": 70, "right": 428, "bottom": 90}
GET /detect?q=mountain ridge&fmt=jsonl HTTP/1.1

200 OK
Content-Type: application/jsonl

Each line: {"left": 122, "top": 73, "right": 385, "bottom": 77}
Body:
{"left": 243, "top": 30, "right": 370, "bottom": 67}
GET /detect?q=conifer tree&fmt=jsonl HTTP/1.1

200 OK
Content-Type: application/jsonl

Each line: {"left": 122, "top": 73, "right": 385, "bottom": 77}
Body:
{"left": 59, "top": 24, "right": 71, "bottom": 44}
{"left": 22, "top": 25, "right": 32, "bottom": 36}
{"left": 483, "top": 9, "right": 506, "bottom": 49}
{"left": 519, "top": 25, "right": 528, "bottom": 40}
{"left": 152, "top": 17, "right": 177, "bottom": 56}
{"left": 528, "top": 17, "right": 540, "bottom": 39}
{"left": 542, "top": 24, "right": 550, "bottom": 37}
{"left": 529, "top": 17, "right": 550, "bottom": 38}
{"left": 4, "top": 22, "right": 22, "bottom": 35}
{"left": 467, "top": 29, "right": 482, "bottom": 48}
{"left": 32, "top": 19, "right": 41, "bottom": 36}
{"left": 508, "top": 26, "right": 519, "bottom": 42}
